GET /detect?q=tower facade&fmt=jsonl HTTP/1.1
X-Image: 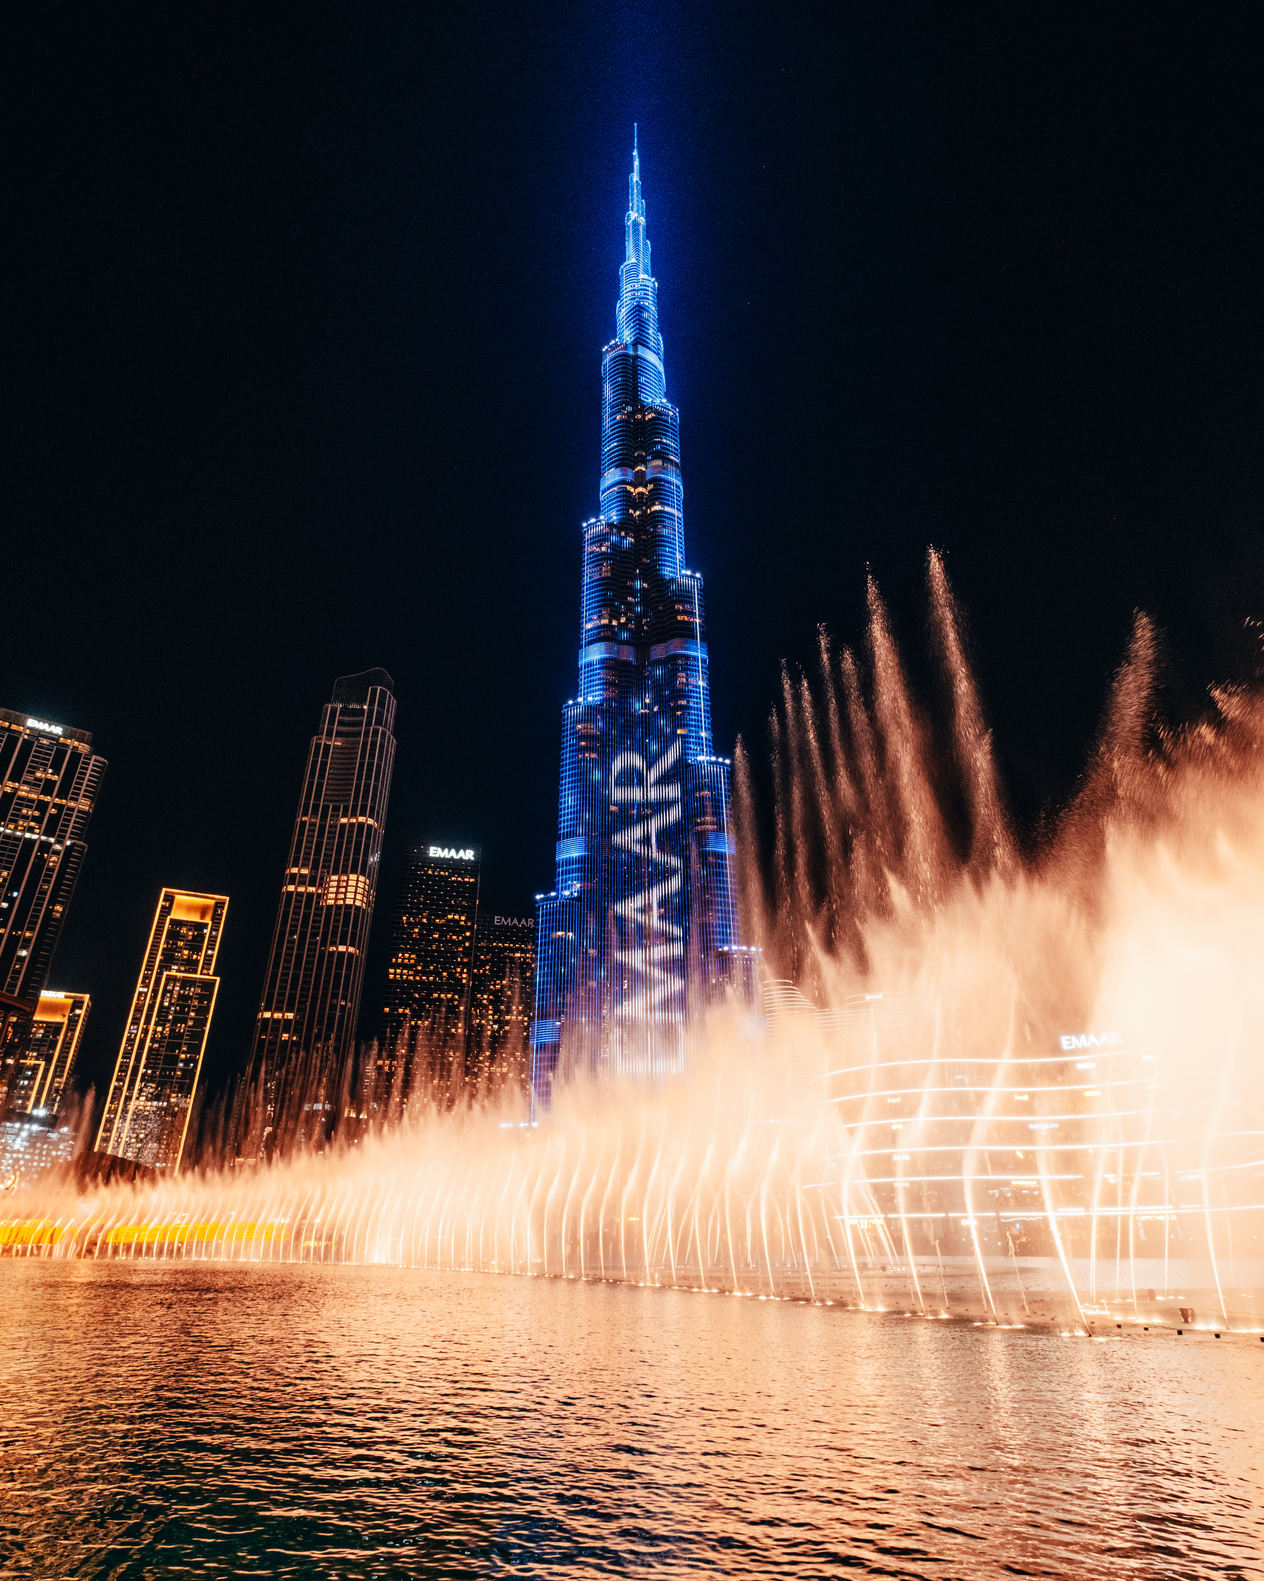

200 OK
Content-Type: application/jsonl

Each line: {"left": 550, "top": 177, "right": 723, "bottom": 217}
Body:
{"left": 0, "top": 708, "right": 106, "bottom": 1064}
{"left": 97, "top": 888, "right": 227, "bottom": 1171}
{"left": 531, "top": 136, "right": 740, "bottom": 1109}
{"left": 2, "top": 989, "right": 90, "bottom": 1115}
{"left": 376, "top": 842, "right": 480, "bottom": 1105}
{"left": 468, "top": 912, "right": 535, "bottom": 1094}
{"left": 242, "top": 669, "right": 396, "bottom": 1153}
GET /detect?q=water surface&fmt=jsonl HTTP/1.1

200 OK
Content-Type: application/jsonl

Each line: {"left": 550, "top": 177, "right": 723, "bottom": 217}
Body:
{"left": 2, "top": 1263, "right": 1261, "bottom": 1578}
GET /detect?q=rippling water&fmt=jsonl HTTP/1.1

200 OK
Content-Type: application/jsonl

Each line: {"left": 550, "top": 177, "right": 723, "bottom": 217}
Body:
{"left": 2, "top": 1264, "right": 1261, "bottom": 1578}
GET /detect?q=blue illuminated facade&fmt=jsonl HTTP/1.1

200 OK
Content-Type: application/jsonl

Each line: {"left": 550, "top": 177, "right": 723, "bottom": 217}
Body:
{"left": 531, "top": 133, "right": 742, "bottom": 1109}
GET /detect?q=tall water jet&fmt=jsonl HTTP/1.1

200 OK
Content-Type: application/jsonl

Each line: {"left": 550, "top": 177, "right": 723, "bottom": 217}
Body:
{"left": 865, "top": 573, "right": 946, "bottom": 908}
{"left": 927, "top": 548, "right": 1015, "bottom": 880}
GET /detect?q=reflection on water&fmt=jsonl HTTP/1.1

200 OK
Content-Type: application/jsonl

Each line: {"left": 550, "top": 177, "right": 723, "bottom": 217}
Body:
{"left": 2, "top": 1264, "right": 1261, "bottom": 1578}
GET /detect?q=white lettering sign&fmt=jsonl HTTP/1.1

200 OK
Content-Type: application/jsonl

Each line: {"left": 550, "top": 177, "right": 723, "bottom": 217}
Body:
{"left": 493, "top": 915, "right": 535, "bottom": 928}
{"left": 26, "top": 718, "right": 63, "bottom": 736}
{"left": 1059, "top": 1031, "right": 1122, "bottom": 1051}
{"left": 610, "top": 741, "right": 685, "bottom": 1017}
{"left": 429, "top": 846, "right": 474, "bottom": 861}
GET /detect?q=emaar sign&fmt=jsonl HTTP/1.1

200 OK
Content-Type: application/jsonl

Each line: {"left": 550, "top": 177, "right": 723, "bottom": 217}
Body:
{"left": 429, "top": 846, "right": 475, "bottom": 861}
{"left": 1059, "top": 1031, "right": 1122, "bottom": 1051}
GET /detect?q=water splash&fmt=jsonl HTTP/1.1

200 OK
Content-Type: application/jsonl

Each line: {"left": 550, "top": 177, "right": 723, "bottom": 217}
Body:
{"left": 4, "top": 556, "right": 1262, "bottom": 1333}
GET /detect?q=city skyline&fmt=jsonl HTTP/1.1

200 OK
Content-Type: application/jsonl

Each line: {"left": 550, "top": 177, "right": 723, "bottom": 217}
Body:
{"left": 0, "top": 661, "right": 549, "bottom": 1152}
{"left": 4, "top": 12, "right": 1262, "bottom": 1577}
{"left": 9, "top": 9, "right": 1264, "bottom": 1112}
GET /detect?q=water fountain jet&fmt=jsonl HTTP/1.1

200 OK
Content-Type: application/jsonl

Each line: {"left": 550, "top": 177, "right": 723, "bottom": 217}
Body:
{"left": 3, "top": 556, "right": 1261, "bottom": 1333}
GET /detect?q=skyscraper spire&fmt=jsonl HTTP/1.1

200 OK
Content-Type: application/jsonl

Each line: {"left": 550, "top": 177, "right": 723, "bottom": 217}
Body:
{"left": 531, "top": 141, "right": 744, "bottom": 1111}
{"left": 620, "top": 132, "right": 656, "bottom": 355}
{"left": 624, "top": 133, "right": 648, "bottom": 276}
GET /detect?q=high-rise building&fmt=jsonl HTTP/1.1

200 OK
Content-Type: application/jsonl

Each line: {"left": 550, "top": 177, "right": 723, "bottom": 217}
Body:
{"left": 96, "top": 888, "right": 227, "bottom": 1171}
{"left": 376, "top": 843, "right": 480, "bottom": 1104}
{"left": 468, "top": 912, "right": 535, "bottom": 1093}
{"left": 531, "top": 134, "right": 741, "bottom": 1108}
{"left": 1, "top": 989, "right": 90, "bottom": 1115}
{"left": 241, "top": 669, "right": 396, "bottom": 1153}
{"left": 0, "top": 708, "right": 106, "bottom": 1067}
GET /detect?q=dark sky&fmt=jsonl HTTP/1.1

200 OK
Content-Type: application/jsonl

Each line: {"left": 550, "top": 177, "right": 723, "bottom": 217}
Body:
{"left": 10, "top": 4, "right": 1263, "bottom": 1099}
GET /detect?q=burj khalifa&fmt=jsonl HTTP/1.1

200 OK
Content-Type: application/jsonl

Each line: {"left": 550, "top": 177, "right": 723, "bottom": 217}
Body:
{"left": 531, "top": 133, "right": 744, "bottom": 1110}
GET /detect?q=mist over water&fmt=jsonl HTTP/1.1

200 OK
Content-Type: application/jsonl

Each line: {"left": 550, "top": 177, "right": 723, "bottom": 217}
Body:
{"left": 4, "top": 555, "right": 1263, "bottom": 1332}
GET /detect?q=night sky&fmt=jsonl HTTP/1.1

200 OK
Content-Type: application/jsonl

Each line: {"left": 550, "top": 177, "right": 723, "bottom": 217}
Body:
{"left": 10, "top": 4, "right": 1263, "bottom": 1101}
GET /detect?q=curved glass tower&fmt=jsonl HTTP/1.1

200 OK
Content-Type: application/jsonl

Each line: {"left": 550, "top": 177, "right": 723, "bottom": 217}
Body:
{"left": 531, "top": 134, "right": 741, "bottom": 1110}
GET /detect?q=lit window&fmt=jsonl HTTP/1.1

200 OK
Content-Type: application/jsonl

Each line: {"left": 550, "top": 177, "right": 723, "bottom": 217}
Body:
{"left": 323, "top": 873, "right": 371, "bottom": 909}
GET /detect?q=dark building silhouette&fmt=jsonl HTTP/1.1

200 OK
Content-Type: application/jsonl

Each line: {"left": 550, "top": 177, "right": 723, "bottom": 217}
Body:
{"left": 376, "top": 843, "right": 480, "bottom": 1106}
{"left": 239, "top": 669, "right": 396, "bottom": 1155}
{"left": 0, "top": 707, "right": 105, "bottom": 1102}
{"left": 97, "top": 888, "right": 227, "bottom": 1171}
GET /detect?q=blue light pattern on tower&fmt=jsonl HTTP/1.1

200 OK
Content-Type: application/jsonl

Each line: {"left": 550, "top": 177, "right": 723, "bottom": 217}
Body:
{"left": 531, "top": 134, "right": 742, "bottom": 1110}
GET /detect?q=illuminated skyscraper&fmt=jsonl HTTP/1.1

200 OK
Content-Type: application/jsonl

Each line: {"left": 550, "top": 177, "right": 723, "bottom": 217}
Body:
{"left": 97, "top": 888, "right": 227, "bottom": 1171}
{"left": 241, "top": 669, "right": 396, "bottom": 1152}
{"left": 1, "top": 989, "right": 90, "bottom": 1115}
{"left": 376, "top": 843, "right": 480, "bottom": 1103}
{"left": 468, "top": 912, "right": 535, "bottom": 1092}
{"left": 0, "top": 708, "right": 105, "bottom": 1065}
{"left": 531, "top": 134, "right": 740, "bottom": 1108}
